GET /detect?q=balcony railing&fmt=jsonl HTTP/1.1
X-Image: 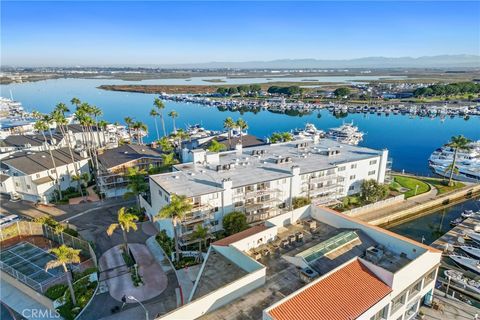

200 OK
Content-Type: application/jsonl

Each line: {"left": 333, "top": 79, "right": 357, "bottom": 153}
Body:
{"left": 309, "top": 173, "right": 337, "bottom": 182}
{"left": 244, "top": 188, "right": 281, "bottom": 199}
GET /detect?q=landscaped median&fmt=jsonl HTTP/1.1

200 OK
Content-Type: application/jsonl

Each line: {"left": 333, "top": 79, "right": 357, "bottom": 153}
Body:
{"left": 45, "top": 268, "right": 99, "bottom": 320}
{"left": 390, "top": 175, "right": 431, "bottom": 198}
{"left": 390, "top": 174, "right": 466, "bottom": 198}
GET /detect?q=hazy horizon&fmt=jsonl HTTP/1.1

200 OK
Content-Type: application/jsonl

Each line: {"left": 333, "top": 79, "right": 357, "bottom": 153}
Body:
{"left": 1, "top": 1, "right": 479, "bottom": 67}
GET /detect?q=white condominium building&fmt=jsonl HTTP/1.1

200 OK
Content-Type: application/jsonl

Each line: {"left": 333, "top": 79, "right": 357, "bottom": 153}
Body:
{"left": 141, "top": 137, "right": 389, "bottom": 245}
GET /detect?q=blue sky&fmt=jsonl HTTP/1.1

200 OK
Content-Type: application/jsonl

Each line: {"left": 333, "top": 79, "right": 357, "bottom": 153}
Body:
{"left": 1, "top": 1, "right": 479, "bottom": 66}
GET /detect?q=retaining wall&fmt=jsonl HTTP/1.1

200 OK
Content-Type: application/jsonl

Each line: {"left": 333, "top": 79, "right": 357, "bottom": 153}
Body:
{"left": 369, "top": 184, "right": 480, "bottom": 226}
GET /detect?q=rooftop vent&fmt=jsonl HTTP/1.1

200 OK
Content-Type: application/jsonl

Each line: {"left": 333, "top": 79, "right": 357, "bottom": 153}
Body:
{"left": 365, "top": 246, "right": 384, "bottom": 264}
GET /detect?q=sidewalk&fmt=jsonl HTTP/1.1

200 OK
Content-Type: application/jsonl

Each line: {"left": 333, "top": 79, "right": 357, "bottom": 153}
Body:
{"left": 355, "top": 186, "right": 438, "bottom": 223}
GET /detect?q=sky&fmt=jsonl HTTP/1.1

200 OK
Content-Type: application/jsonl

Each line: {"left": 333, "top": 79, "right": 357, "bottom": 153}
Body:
{"left": 1, "top": 1, "right": 479, "bottom": 66}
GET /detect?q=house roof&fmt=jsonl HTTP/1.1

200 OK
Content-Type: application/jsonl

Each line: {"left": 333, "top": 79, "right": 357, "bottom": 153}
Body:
{"left": 65, "top": 124, "right": 100, "bottom": 133}
{"left": 2, "top": 148, "right": 88, "bottom": 175}
{"left": 213, "top": 225, "right": 268, "bottom": 246}
{"left": 1, "top": 133, "right": 63, "bottom": 148}
{"left": 98, "top": 144, "right": 163, "bottom": 170}
{"left": 268, "top": 259, "right": 392, "bottom": 320}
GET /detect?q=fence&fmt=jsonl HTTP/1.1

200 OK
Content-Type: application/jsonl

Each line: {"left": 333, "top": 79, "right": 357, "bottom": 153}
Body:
{"left": 0, "top": 221, "right": 97, "bottom": 293}
{"left": 343, "top": 194, "right": 405, "bottom": 217}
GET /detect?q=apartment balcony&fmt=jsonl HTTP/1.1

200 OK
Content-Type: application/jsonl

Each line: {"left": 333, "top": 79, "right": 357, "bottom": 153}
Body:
{"left": 244, "top": 188, "right": 281, "bottom": 199}
{"left": 309, "top": 173, "right": 337, "bottom": 183}
{"left": 178, "top": 224, "right": 215, "bottom": 246}
{"left": 182, "top": 211, "right": 213, "bottom": 225}
{"left": 245, "top": 207, "right": 286, "bottom": 224}
{"left": 187, "top": 202, "right": 213, "bottom": 213}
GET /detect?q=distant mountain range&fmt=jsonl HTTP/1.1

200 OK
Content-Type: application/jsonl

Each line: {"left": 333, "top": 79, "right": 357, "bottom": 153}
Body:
{"left": 159, "top": 55, "right": 479, "bottom": 69}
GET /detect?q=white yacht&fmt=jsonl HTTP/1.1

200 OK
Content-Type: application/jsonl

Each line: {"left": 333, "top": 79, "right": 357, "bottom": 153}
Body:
{"left": 292, "top": 123, "right": 324, "bottom": 138}
{"left": 449, "top": 255, "right": 480, "bottom": 274}
{"left": 444, "top": 270, "right": 480, "bottom": 294}
{"left": 326, "top": 122, "right": 364, "bottom": 145}
{"left": 428, "top": 140, "right": 480, "bottom": 183}
{"left": 461, "top": 246, "right": 480, "bottom": 259}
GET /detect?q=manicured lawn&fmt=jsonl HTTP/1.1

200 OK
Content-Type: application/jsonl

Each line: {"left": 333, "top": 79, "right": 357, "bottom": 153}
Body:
{"left": 393, "top": 175, "right": 431, "bottom": 198}
{"left": 420, "top": 178, "right": 465, "bottom": 195}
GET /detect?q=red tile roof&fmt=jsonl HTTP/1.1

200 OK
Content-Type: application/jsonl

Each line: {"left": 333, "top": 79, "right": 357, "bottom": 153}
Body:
{"left": 212, "top": 225, "right": 268, "bottom": 246}
{"left": 268, "top": 259, "right": 392, "bottom": 320}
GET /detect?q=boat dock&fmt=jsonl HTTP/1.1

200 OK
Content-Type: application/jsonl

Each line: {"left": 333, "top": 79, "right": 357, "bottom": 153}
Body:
{"left": 430, "top": 215, "right": 480, "bottom": 252}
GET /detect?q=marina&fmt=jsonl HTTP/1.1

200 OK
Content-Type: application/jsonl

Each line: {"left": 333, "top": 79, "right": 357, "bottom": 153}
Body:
{"left": 1, "top": 79, "right": 479, "bottom": 175}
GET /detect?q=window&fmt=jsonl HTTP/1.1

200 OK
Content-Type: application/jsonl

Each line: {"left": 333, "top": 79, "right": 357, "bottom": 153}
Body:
{"left": 424, "top": 268, "right": 437, "bottom": 285}
{"left": 338, "top": 177, "right": 345, "bottom": 182}
{"left": 391, "top": 290, "right": 407, "bottom": 313}
{"left": 408, "top": 279, "right": 422, "bottom": 299}
{"left": 210, "top": 193, "right": 219, "bottom": 199}
{"left": 351, "top": 164, "right": 357, "bottom": 169}
{"left": 164, "top": 195, "right": 168, "bottom": 202}
{"left": 235, "top": 201, "right": 244, "bottom": 208}
{"left": 349, "top": 175, "right": 356, "bottom": 180}
{"left": 26, "top": 184, "right": 31, "bottom": 190}
{"left": 370, "top": 159, "right": 378, "bottom": 165}
{"left": 349, "top": 185, "right": 355, "bottom": 191}
{"left": 370, "top": 305, "right": 389, "bottom": 320}
{"left": 36, "top": 174, "right": 40, "bottom": 178}
{"left": 338, "top": 166, "right": 346, "bottom": 172}
{"left": 235, "top": 187, "right": 243, "bottom": 195}
{"left": 15, "top": 182, "right": 19, "bottom": 187}
{"left": 50, "top": 169, "right": 56, "bottom": 174}
{"left": 368, "top": 170, "right": 376, "bottom": 175}
{"left": 158, "top": 190, "right": 163, "bottom": 196}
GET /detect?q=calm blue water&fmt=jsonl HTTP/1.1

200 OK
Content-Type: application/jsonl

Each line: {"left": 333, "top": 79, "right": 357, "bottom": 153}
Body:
{"left": 388, "top": 197, "right": 480, "bottom": 244}
{"left": 1, "top": 78, "right": 479, "bottom": 175}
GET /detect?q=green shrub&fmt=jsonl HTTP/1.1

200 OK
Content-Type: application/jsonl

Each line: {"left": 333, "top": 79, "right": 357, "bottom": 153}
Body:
{"left": 73, "top": 267, "right": 98, "bottom": 281}
{"left": 222, "top": 211, "right": 248, "bottom": 236}
{"left": 45, "top": 284, "right": 68, "bottom": 300}
{"left": 292, "top": 197, "right": 311, "bottom": 209}
{"left": 156, "top": 230, "right": 174, "bottom": 257}
{"left": 63, "top": 228, "right": 79, "bottom": 237}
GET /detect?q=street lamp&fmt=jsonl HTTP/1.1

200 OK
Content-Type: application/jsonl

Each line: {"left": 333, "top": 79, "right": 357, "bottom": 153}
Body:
{"left": 127, "top": 295, "right": 149, "bottom": 320}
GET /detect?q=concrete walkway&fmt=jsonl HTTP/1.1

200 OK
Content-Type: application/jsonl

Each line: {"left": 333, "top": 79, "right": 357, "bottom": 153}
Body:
{"left": 355, "top": 186, "right": 438, "bottom": 223}
{"left": 420, "top": 293, "right": 480, "bottom": 320}
{"left": 99, "top": 243, "right": 168, "bottom": 302}
{"left": 176, "top": 265, "right": 201, "bottom": 303}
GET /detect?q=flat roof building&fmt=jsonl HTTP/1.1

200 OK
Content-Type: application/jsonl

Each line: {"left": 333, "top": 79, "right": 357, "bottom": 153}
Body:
{"left": 142, "top": 137, "right": 390, "bottom": 247}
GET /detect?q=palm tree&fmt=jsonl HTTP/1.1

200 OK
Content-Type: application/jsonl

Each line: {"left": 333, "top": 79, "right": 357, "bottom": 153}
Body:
{"left": 72, "top": 172, "right": 89, "bottom": 198}
{"left": 192, "top": 224, "right": 208, "bottom": 263}
{"left": 223, "top": 117, "right": 235, "bottom": 150}
{"left": 154, "top": 98, "right": 167, "bottom": 137}
{"left": 168, "top": 110, "right": 178, "bottom": 133}
{"left": 107, "top": 207, "right": 139, "bottom": 251}
{"left": 124, "top": 167, "right": 148, "bottom": 209}
{"left": 90, "top": 105, "right": 103, "bottom": 147}
{"left": 154, "top": 194, "right": 193, "bottom": 262}
{"left": 133, "top": 121, "right": 148, "bottom": 145}
{"left": 445, "top": 135, "right": 472, "bottom": 186}
{"left": 98, "top": 120, "right": 109, "bottom": 145}
{"left": 34, "top": 119, "right": 62, "bottom": 200}
{"left": 236, "top": 118, "right": 248, "bottom": 146}
{"left": 70, "top": 97, "right": 81, "bottom": 108}
{"left": 124, "top": 117, "right": 134, "bottom": 141}
{"left": 45, "top": 245, "right": 81, "bottom": 305}
{"left": 150, "top": 109, "right": 160, "bottom": 141}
